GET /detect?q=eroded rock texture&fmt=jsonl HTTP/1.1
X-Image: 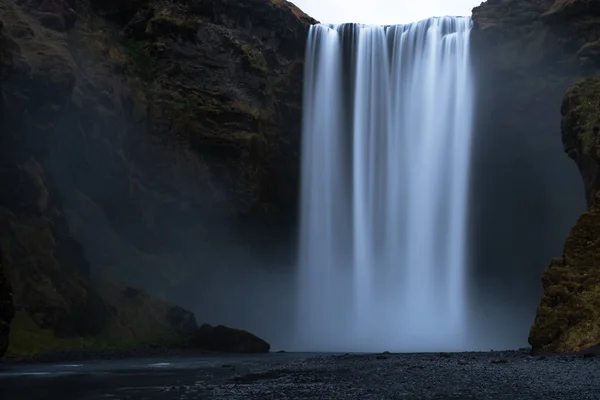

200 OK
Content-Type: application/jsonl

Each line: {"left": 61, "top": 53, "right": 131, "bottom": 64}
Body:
{"left": 0, "top": 0, "right": 314, "bottom": 357}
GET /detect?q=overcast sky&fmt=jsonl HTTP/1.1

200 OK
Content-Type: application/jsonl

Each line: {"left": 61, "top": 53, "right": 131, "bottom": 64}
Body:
{"left": 292, "top": 0, "right": 483, "bottom": 25}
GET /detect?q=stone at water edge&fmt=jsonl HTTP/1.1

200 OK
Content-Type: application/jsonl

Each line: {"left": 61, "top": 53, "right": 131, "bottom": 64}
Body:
{"left": 0, "top": 248, "right": 14, "bottom": 359}
{"left": 188, "top": 324, "right": 270, "bottom": 353}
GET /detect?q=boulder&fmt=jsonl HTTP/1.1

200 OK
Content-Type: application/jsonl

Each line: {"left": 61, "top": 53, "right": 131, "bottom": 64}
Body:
{"left": 188, "top": 323, "right": 270, "bottom": 353}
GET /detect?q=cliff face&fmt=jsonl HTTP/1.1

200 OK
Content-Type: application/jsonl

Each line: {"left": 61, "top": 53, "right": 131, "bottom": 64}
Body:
{"left": 0, "top": 0, "right": 314, "bottom": 357}
{"left": 471, "top": 0, "right": 600, "bottom": 352}
{"left": 468, "top": 0, "right": 600, "bottom": 343}
{"left": 529, "top": 76, "right": 600, "bottom": 352}
{"left": 0, "top": 248, "right": 13, "bottom": 357}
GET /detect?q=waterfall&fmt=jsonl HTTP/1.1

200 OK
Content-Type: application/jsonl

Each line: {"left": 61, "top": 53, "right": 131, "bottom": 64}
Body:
{"left": 296, "top": 17, "right": 474, "bottom": 352}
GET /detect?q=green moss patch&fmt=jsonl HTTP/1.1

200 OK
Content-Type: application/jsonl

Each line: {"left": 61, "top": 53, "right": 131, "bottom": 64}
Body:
{"left": 123, "top": 40, "right": 155, "bottom": 81}
{"left": 6, "top": 311, "right": 136, "bottom": 358}
{"left": 529, "top": 191, "right": 600, "bottom": 352}
{"left": 561, "top": 77, "right": 600, "bottom": 156}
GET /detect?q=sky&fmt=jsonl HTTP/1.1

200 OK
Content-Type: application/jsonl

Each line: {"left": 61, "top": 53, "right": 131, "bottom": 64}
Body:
{"left": 291, "top": 0, "right": 483, "bottom": 25}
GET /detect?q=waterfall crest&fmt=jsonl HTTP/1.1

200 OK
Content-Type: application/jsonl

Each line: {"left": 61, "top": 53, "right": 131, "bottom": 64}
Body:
{"left": 297, "top": 17, "right": 474, "bottom": 352}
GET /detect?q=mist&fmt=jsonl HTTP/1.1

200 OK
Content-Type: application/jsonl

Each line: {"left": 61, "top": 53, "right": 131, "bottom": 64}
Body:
{"left": 40, "top": 22, "right": 585, "bottom": 355}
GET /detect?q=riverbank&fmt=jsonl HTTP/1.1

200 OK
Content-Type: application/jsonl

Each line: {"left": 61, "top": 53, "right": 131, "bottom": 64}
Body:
{"left": 1, "top": 349, "right": 599, "bottom": 399}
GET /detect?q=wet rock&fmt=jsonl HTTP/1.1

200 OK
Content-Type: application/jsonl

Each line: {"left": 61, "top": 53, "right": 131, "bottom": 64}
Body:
{"left": 188, "top": 323, "right": 270, "bottom": 353}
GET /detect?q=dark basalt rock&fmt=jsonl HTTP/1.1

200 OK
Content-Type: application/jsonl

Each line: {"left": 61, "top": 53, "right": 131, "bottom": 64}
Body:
{"left": 188, "top": 323, "right": 270, "bottom": 353}
{"left": 166, "top": 305, "right": 199, "bottom": 338}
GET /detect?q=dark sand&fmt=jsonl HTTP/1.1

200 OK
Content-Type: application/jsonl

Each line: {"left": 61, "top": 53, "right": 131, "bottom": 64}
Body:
{"left": 1, "top": 349, "right": 599, "bottom": 399}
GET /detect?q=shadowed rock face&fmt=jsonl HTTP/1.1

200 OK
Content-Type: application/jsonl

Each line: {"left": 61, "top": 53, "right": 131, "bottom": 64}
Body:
{"left": 472, "top": 0, "right": 600, "bottom": 352}
{"left": 468, "top": 0, "right": 600, "bottom": 346}
{"left": 189, "top": 323, "right": 270, "bottom": 353}
{"left": 529, "top": 77, "right": 600, "bottom": 352}
{"left": 0, "top": 0, "right": 314, "bottom": 358}
{"left": 0, "top": 248, "right": 14, "bottom": 358}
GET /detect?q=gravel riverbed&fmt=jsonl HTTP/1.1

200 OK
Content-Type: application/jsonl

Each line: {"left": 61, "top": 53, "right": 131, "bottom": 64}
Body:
{"left": 1, "top": 349, "right": 599, "bottom": 399}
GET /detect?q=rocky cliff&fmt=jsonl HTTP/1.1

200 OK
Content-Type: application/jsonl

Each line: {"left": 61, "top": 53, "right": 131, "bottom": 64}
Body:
{"left": 0, "top": 0, "right": 314, "bottom": 358}
{"left": 529, "top": 76, "right": 600, "bottom": 352}
{"left": 0, "top": 248, "right": 13, "bottom": 357}
{"left": 471, "top": 0, "right": 600, "bottom": 352}
{"left": 468, "top": 0, "right": 600, "bottom": 345}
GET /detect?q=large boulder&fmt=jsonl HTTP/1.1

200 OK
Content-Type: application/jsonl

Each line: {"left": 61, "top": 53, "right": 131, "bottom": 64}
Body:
{"left": 188, "top": 323, "right": 270, "bottom": 353}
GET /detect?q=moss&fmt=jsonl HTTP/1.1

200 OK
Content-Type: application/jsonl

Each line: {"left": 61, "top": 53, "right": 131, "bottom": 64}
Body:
{"left": 145, "top": 14, "right": 197, "bottom": 40}
{"left": 123, "top": 39, "right": 155, "bottom": 81}
{"left": 529, "top": 192, "right": 600, "bottom": 352}
{"left": 6, "top": 277, "right": 196, "bottom": 358}
{"left": 230, "top": 99, "right": 271, "bottom": 122}
{"left": 6, "top": 311, "right": 136, "bottom": 358}
{"left": 562, "top": 77, "right": 600, "bottom": 156}
{"left": 229, "top": 131, "right": 268, "bottom": 156}
{"left": 239, "top": 43, "right": 270, "bottom": 73}
{"left": 221, "top": 31, "right": 270, "bottom": 73}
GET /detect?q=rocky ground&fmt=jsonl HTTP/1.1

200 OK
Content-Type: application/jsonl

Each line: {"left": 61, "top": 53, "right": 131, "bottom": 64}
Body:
{"left": 1, "top": 350, "right": 600, "bottom": 399}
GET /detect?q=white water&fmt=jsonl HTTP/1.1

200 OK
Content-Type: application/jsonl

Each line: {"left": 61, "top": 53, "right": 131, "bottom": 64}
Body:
{"left": 296, "top": 17, "right": 474, "bottom": 352}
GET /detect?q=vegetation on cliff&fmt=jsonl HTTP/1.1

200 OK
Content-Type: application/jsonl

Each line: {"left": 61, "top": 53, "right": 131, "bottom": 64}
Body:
{"left": 469, "top": 0, "right": 600, "bottom": 348}
{"left": 0, "top": 0, "right": 314, "bottom": 358}
{"left": 529, "top": 76, "right": 600, "bottom": 352}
